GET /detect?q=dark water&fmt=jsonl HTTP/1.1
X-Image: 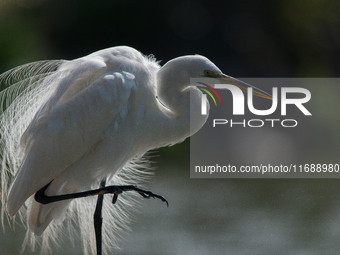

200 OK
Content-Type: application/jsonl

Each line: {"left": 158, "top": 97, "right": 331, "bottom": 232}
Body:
{"left": 1, "top": 163, "right": 340, "bottom": 255}
{"left": 120, "top": 166, "right": 340, "bottom": 255}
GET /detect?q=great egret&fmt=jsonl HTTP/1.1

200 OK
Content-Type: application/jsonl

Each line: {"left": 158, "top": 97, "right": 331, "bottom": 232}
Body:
{"left": 0, "top": 46, "right": 270, "bottom": 255}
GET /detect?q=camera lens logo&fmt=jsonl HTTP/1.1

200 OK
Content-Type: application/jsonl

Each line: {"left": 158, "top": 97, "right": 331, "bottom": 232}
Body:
{"left": 197, "top": 82, "right": 222, "bottom": 115}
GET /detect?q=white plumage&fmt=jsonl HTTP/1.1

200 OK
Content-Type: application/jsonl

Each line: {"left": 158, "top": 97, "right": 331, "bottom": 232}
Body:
{"left": 1, "top": 46, "right": 221, "bottom": 254}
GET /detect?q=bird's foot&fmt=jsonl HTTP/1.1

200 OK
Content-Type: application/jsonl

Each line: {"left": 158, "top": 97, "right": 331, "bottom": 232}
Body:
{"left": 110, "top": 185, "right": 169, "bottom": 206}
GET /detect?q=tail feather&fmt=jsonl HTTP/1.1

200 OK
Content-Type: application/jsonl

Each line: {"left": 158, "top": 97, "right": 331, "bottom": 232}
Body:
{"left": 28, "top": 197, "right": 71, "bottom": 236}
{"left": 28, "top": 200, "right": 54, "bottom": 236}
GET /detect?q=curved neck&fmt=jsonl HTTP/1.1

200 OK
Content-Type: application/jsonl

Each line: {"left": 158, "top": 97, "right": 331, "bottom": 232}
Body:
{"left": 152, "top": 76, "right": 209, "bottom": 147}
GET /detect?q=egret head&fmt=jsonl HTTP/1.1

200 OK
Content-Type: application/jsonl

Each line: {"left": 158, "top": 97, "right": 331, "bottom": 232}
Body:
{"left": 157, "top": 55, "right": 271, "bottom": 100}
{"left": 157, "top": 55, "right": 222, "bottom": 85}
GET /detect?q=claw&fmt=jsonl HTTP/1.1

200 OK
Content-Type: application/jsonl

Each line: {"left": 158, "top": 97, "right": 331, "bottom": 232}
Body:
{"left": 140, "top": 191, "right": 169, "bottom": 207}
{"left": 112, "top": 194, "right": 119, "bottom": 204}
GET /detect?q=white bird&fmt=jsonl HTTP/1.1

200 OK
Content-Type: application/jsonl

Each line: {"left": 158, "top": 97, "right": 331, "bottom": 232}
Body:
{"left": 0, "top": 46, "right": 270, "bottom": 254}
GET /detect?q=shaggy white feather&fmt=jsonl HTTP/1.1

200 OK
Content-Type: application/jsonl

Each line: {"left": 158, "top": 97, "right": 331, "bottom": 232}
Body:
{"left": 0, "top": 46, "right": 217, "bottom": 254}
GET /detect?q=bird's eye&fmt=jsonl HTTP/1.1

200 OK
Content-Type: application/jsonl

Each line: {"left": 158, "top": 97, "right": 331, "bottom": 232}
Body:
{"left": 204, "top": 70, "right": 212, "bottom": 77}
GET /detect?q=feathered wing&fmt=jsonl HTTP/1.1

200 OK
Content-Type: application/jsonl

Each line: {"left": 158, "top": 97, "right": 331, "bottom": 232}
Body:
{"left": 6, "top": 57, "right": 138, "bottom": 217}
{"left": 0, "top": 46, "right": 160, "bottom": 255}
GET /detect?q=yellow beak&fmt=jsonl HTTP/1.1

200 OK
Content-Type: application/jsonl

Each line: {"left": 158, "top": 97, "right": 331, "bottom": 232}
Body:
{"left": 218, "top": 74, "right": 272, "bottom": 100}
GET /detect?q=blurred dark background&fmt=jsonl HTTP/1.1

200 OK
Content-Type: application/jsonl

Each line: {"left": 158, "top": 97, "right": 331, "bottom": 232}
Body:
{"left": 2, "top": 0, "right": 340, "bottom": 158}
{"left": 1, "top": 1, "right": 340, "bottom": 254}
{"left": 1, "top": 0, "right": 340, "bottom": 76}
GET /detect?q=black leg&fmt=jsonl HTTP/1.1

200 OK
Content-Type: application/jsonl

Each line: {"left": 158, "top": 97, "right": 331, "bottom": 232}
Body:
{"left": 94, "top": 179, "right": 106, "bottom": 255}
{"left": 35, "top": 182, "right": 169, "bottom": 206}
